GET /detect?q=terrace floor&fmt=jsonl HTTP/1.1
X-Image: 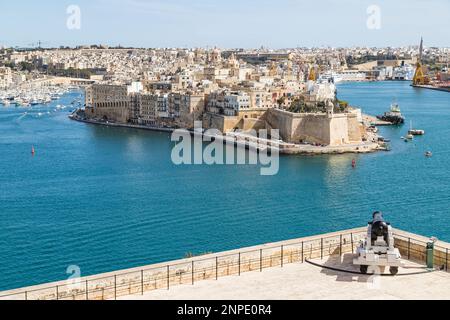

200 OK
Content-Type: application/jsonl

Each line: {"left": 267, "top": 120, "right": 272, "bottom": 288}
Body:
{"left": 119, "top": 254, "right": 450, "bottom": 300}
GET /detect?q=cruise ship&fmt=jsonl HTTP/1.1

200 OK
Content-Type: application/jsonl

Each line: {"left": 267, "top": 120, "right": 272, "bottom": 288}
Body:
{"left": 393, "top": 64, "right": 415, "bottom": 81}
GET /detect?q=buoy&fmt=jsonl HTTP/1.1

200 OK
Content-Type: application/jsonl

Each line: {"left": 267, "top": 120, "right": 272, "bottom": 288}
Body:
{"left": 31, "top": 146, "right": 35, "bottom": 156}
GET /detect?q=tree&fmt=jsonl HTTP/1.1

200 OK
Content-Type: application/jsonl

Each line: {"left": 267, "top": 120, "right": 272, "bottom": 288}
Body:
{"left": 276, "top": 96, "right": 286, "bottom": 108}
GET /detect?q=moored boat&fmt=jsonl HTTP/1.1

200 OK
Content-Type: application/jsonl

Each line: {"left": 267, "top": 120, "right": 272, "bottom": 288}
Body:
{"left": 408, "top": 121, "right": 425, "bottom": 136}
{"left": 377, "top": 101, "right": 405, "bottom": 125}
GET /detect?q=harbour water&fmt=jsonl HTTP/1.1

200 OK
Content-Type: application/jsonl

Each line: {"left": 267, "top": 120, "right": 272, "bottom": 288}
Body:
{"left": 0, "top": 81, "right": 449, "bottom": 291}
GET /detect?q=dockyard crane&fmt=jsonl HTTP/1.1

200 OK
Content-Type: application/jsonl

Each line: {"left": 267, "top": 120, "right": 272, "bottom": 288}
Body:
{"left": 413, "top": 38, "right": 430, "bottom": 86}
{"left": 308, "top": 66, "right": 317, "bottom": 81}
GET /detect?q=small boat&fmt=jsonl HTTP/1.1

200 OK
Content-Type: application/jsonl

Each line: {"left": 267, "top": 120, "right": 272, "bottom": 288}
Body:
{"left": 406, "top": 134, "right": 414, "bottom": 140}
{"left": 409, "top": 128, "right": 425, "bottom": 136}
{"left": 408, "top": 121, "right": 425, "bottom": 136}
{"left": 425, "top": 151, "right": 433, "bottom": 157}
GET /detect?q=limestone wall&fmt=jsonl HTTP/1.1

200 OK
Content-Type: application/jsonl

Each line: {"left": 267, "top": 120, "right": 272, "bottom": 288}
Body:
{"left": 329, "top": 115, "right": 349, "bottom": 146}
{"left": 205, "top": 108, "right": 363, "bottom": 146}
{"left": 266, "top": 109, "right": 332, "bottom": 145}
{"left": 88, "top": 106, "right": 131, "bottom": 123}
{"left": 203, "top": 110, "right": 267, "bottom": 133}
{"left": 346, "top": 114, "right": 364, "bottom": 143}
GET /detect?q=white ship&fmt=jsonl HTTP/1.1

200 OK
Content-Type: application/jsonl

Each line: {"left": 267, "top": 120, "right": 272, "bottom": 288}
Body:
{"left": 393, "top": 64, "right": 415, "bottom": 81}
{"left": 318, "top": 72, "right": 343, "bottom": 84}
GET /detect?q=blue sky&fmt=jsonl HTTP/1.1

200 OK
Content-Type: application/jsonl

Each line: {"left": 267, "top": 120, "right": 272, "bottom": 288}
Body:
{"left": 1, "top": 0, "right": 449, "bottom": 48}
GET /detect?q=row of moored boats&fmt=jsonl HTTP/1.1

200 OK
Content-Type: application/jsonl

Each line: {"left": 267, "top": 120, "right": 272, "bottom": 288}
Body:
{"left": 0, "top": 86, "right": 78, "bottom": 107}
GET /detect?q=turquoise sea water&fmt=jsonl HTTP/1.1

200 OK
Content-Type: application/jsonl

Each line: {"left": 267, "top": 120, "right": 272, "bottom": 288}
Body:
{"left": 0, "top": 81, "right": 449, "bottom": 291}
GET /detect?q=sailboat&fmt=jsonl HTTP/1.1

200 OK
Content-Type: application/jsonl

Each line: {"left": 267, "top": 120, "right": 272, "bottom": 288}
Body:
{"left": 408, "top": 121, "right": 425, "bottom": 136}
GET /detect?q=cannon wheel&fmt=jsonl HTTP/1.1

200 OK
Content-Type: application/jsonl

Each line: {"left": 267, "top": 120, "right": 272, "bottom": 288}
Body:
{"left": 390, "top": 267, "right": 399, "bottom": 275}
{"left": 360, "top": 265, "right": 368, "bottom": 274}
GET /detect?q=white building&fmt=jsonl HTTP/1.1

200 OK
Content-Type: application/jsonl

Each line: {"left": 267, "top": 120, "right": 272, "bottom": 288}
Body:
{"left": 127, "top": 81, "right": 144, "bottom": 94}
{"left": 224, "top": 92, "right": 251, "bottom": 116}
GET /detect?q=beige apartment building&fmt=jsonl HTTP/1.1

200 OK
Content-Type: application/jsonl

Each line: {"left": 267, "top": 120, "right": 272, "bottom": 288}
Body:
{"left": 169, "top": 92, "right": 205, "bottom": 128}
{"left": 85, "top": 84, "right": 131, "bottom": 123}
{"left": 85, "top": 84, "right": 205, "bottom": 128}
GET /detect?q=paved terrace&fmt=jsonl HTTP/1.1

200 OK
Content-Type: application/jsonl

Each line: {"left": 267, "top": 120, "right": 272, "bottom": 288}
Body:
{"left": 120, "top": 256, "right": 450, "bottom": 300}
{"left": 1, "top": 228, "right": 449, "bottom": 300}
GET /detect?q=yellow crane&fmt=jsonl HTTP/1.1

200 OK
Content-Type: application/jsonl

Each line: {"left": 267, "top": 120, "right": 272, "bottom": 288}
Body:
{"left": 413, "top": 38, "right": 430, "bottom": 86}
{"left": 308, "top": 66, "right": 317, "bottom": 81}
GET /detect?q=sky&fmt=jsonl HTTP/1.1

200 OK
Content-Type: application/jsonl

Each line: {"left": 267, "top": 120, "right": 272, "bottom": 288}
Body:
{"left": 0, "top": 0, "right": 449, "bottom": 48}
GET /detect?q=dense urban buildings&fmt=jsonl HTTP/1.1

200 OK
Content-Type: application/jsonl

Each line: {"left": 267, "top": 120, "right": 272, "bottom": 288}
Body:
{"left": 1, "top": 44, "right": 449, "bottom": 147}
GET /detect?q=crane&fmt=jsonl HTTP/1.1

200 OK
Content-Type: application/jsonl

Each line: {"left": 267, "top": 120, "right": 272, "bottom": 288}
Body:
{"left": 308, "top": 65, "right": 317, "bottom": 82}
{"left": 413, "top": 37, "right": 430, "bottom": 86}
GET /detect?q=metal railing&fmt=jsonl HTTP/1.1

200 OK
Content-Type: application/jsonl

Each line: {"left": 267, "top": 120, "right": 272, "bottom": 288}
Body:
{"left": 0, "top": 231, "right": 447, "bottom": 300}
{"left": 0, "top": 231, "right": 365, "bottom": 300}
{"left": 393, "top": 233, "right": 449, "bottom": 271}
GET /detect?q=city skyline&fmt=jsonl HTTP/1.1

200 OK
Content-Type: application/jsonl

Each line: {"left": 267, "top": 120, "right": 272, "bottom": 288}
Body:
{"left": 1, "top": 0, "right": 449, "bottom": 49}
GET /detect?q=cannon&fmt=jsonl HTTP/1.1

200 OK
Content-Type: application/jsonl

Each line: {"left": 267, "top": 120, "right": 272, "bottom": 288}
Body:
{"left": 353, "top": 212, "right": 404, "bottom": 275}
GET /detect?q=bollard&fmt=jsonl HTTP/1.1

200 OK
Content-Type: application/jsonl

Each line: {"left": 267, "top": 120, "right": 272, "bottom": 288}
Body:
{"left": 427, "top": 242, "right": 434, "bottom": 270}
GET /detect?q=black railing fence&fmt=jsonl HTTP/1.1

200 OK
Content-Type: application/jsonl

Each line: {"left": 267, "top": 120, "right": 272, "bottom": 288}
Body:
{"left": 0, "top": 231, "right": 448, "bottom": 300}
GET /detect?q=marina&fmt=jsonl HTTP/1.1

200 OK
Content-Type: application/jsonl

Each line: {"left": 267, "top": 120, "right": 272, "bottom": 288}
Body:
{"left": 0, "top": 85, "right": 80, "bottom": 108}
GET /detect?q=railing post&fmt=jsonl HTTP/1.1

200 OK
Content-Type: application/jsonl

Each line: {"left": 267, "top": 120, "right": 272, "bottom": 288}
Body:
{"left": 86, "top": 280, "right": 88, "bottom": 300}
{"left": 408, "top": 238, "right": 411, "bottom": 260}
{"left": 216, "top": 257, "right": 218, "bottom": 280}
{"left": 321, "top": 238, "right": 324, "bottom": 260}
{"left": 114, "top": 275, "right": 117, "bottom": 300}
{"left": 192, "top": 261, "right": 194, "bottom": 285}
{"left": 351, "top": 233, "right": 354, "bottom": 254}
{"left": 238, "top": 253, "right": 241, "bottom": 276}
{"left": 56, "top": 285, "right": 59, "bottom": 301}
{"left": 167, "top": 266, "right": 170, "bottom": 290}
{"left": 281, "top": 245, "right": 284, "bottom": 268}
{"left": 260, "top": 249, "right": 263, "bottom": 272}
{"left": 301, "top": 242, "right": 304, "bottom": 262}
{"left": 141, "top": 270, "right": 144, "bottom": 295}
{"left": 340, "top": 235, "right": 343, "bottom": 256}
{"left": 25, "top": 291, "right": 28, "bottom": 301}
{"left": 446, "top": 248, "right": 448, "bottom": 272}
